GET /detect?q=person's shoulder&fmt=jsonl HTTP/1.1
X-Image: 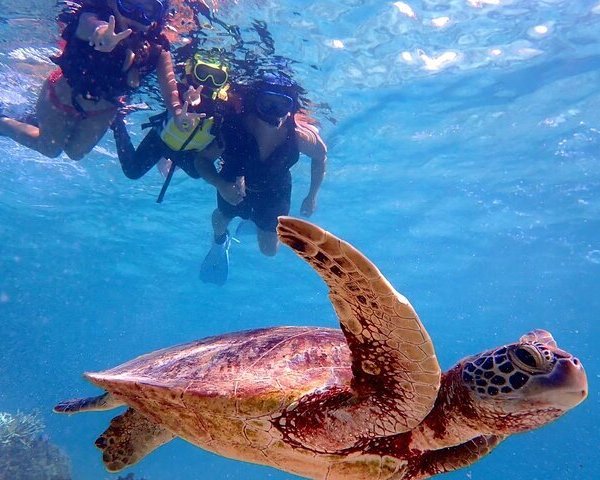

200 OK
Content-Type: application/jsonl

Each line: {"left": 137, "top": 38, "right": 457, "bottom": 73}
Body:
{"left": 295, "top": 117, "right": 327, "bottom": 155}
{"left": 220, "top": 113, "right": 253, "bottom": 156}
{"left": 295, "top": 120, "right": 320, "bottom": 139}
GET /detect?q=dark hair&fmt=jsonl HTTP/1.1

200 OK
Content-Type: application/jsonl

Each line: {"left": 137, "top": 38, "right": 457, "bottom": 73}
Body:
{"left": 58, "top": 0, "right": 170, "bottom": 26}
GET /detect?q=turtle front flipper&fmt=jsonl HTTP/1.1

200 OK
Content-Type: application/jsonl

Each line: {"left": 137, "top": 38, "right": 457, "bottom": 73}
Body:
{"left": 54, "top": 392, "right": 123, "bottom": 414}
{"left": 277, "top": 217, "right": 441, "bottom": 451}
{"left": 404, "top": 435, "right": 506, "bottom": 480}
{"left": 96, "top": 408, "right": 176, "bottom": 472}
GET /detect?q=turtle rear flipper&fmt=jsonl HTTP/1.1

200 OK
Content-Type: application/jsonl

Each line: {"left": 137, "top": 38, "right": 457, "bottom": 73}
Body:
{"left": 96, "top": 408, "right": 176, "bottom": 472}
{"left": 54, "top": 392, "right": 123, "bottom": 414}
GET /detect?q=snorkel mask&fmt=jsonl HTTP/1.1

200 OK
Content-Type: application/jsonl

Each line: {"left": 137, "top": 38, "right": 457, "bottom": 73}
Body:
{"left": 254, "top": 91, "right": 294, "bottom": 126}
{"left": 185, "top": 54, "right": 229, "bottom": 100}
{"left": 251, "top": 72, "right": 300, "bottom": 127}
{"left": 116, "top": 0, "right": 167, "bottom": 26}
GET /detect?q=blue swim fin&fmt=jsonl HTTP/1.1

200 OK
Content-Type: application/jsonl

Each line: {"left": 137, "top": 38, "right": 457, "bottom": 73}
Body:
{"left": 200, "top": 234, "right": 231, "bottom": 285}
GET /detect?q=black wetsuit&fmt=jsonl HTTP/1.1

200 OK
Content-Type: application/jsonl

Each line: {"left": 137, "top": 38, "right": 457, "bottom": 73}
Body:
{"left": 217, "top": 115, "right": 299, "bottom": 232}
{"left": 112, "top": 85, "right": 225, "bottom": 179}
{"left": 112, "top": 116, "right": 201, "bottom": 179}
{"left": 53, "top": 4, "right": 169, "bottom": 107}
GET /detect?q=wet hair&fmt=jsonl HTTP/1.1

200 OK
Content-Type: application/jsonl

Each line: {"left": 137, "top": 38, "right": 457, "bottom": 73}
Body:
{"left": 58, "top": 0, "right": 170, "bottom": 26}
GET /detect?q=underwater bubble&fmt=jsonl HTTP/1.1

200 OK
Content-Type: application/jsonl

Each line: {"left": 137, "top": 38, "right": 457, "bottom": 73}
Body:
{"left": 431, "top": 16, "right": 450, "bottom": 28}
{"left": 393, "top": 2, "right": 416, "bottom": 18}
{"left": 585, "top": 250, "right": 600, "bottom": 264}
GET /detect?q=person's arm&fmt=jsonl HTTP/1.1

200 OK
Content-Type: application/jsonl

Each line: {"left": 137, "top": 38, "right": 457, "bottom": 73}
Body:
{"left": 194, "top": 149, "right": 245, "bottom": 206}
{"left": 156, "top": 49, "right": 182, "bottom": 118}
{"left": 194, "top": 154, "right": 225, "bottom": 189}
{"left": 296, "top": 121, "right": 327, "bottom": 216}
{"left": 156, "top": 50, "right": 205, "bottom": 132}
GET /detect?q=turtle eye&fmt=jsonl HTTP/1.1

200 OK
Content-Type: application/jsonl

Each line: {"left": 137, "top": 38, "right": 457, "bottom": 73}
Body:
{"left": 510, "top": 345, "right": 545, "bottom": 373}
{"left": 515, "top": 347, "right": 537, "bottom": 367}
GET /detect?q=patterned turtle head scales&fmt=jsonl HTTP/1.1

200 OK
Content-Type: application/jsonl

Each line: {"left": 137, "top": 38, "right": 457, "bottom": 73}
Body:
{"left": 459, "top": 329, "right": 587, "bottom": 433}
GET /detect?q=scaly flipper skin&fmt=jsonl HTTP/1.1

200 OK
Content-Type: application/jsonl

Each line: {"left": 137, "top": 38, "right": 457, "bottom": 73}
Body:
{"left": 276, "top": 217, "right": 441, "bottom": 452}
{"left": 54, "top": 393, "right": 175, "bottom": 472}
{"left": 405, "top": 435, "right": 506, "bottom": 480}
{"left": 53, "top": 392, "right": 123, "bottom": 413}
{"left": 96, "top": 408, "right": 176, "bottom": 472}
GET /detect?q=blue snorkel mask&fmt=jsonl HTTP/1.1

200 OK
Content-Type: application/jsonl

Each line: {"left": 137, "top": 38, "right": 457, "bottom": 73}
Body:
{"left": 251, "top": 72, "right": 300, "bottom": 127}
{"left": 116, "top": 0, "right": 167, "bottom": 26}
{"left": 255, "top": 91, "right": 294, "bottom": 122}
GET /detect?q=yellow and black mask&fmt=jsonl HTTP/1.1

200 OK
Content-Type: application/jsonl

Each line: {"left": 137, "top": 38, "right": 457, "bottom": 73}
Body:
{"left": 184, "top": 54, "right": 229, "bottom": 100}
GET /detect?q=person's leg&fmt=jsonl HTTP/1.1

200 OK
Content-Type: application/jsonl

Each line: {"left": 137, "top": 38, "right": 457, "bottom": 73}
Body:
{"left": 252, "top": 178, "right": 292, "bottom": 257}
{"left": 111, "top": 114, "right": 136, "bottom": 172}
{"left": 63, "top": 108, "right": 116, "bottom": 161}
{"left": 213, "top": 187, "right": 251, "bottom": 240}
{"left": 174, "top": 151, "right": 201, "bottom": 179}
{"left": 0, "top": 79, "right": 69, "bottom": 157}
{"left": 256, "top": 228, "right": 279, "bottom": 256}
{"left": 112, "top": 119, "right": 168, "bottom": 179}
{"left": 211, "top": 207, "right": 233, "bottom": 243}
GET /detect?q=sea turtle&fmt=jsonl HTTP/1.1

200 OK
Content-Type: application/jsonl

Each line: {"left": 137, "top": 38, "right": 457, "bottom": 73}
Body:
{"left": 54, "top": 217, "right": 588, "bottom": 479}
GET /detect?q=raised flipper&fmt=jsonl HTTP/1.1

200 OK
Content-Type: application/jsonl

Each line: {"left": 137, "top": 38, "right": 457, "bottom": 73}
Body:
{"left": 276, "top": 217, "right": 441, "bottom": 452}
{"left": 405, "top": 435, "right": 505, "bottom": 480}
{"left": 54, "top": 392, "right": 123, "bottom": 414}
{"left": 95, "top": 408, "right": 176, "bottom": 472}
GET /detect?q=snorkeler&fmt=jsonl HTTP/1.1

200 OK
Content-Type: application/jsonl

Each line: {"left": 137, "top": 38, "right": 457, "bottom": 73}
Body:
{"left": 111, "top": 54, "right": 236, "bottom": 202}
{"left": 198, "top": 72, "right": 328, "bottom": 285}
{"left": 0, "top": 0, "right": 186, "bottom": 161}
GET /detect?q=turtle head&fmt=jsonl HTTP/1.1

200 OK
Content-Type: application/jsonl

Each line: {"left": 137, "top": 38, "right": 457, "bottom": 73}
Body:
{"left": 458, "top": 329, "right": 587, "bottom": 434}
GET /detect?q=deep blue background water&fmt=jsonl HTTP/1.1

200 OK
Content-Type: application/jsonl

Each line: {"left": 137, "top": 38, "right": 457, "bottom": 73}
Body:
{"left": 0, "top": 1, "right": 598, "bottom": 479}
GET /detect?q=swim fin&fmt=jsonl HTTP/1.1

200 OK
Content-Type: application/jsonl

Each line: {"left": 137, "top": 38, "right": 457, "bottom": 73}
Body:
{"left": 200, "top": 234, "right": 231, "bottom": 285}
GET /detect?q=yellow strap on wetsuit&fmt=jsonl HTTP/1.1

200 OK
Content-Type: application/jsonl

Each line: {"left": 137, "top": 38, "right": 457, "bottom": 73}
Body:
{"left": 160, "top": 115, "right": 216, "bottom": 151}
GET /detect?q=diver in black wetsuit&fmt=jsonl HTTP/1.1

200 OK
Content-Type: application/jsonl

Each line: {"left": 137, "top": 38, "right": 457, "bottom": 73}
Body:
{"left": 197, "top": 73, "right": 328, "bottom": 285}
{"left": 111, "top": 56, "right": 235, "bottom": 201}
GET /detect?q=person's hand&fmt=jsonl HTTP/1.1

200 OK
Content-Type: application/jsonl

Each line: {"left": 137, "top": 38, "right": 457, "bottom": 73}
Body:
{"left": 218, "top": 177, "right": 246, "bottom": 206}
{"left": 183, "top": 86, "right": 203, "bottom": 107}
{"left": 89, "top": 16, "right": 132, "bottom": 52}
{"left": 173, "top": 101, "right": 206, "bottom": 132}
{"left": 300, "top": 195, "right": 317, "bottom": 217}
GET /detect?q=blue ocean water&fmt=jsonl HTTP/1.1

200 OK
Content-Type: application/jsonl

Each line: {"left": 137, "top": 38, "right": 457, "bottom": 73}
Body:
{"left": 0, "top": 0, "right": 598, "bottom": 479}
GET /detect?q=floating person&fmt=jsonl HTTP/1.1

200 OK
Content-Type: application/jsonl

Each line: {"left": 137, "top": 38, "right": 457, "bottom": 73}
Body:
{"left": 110, "top": 54, "right": 236, "bottom": 202}
{"left": 198, "top": 73, "right": 328, "bottom": 285}
{"left": 54, "top": 217, "right": 588, "bottom": 479}
{"left": 0, "top": 0, "right": 185, "bottom": 161}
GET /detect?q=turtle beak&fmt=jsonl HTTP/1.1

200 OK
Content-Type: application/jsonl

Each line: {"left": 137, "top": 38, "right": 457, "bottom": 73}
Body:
{"left": 550, "top": 356, "right": 588, "bottom": 408}
{"left": 527, "top": 356, "right": 588, "bottom": 409}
